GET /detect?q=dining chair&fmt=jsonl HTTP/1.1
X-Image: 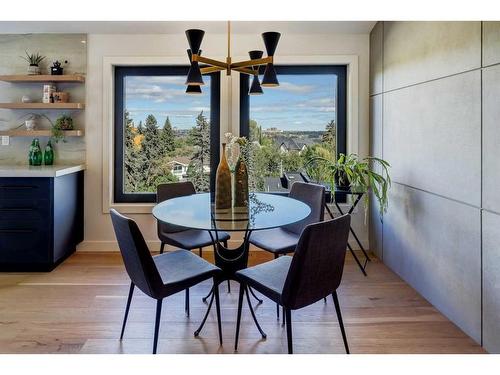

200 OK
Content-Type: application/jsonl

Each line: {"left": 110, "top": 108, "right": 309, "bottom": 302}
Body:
{"left": 248, "top": 181, "right": 325, "bottom": 320}
{"left": 235, "top": 214, "right": 351, "bottom": 354}
{"left": 156, "top": 181, "right": 231, "bottom": 316}
{"left": 110, "top": 209, "right": 223, "bottom": 354}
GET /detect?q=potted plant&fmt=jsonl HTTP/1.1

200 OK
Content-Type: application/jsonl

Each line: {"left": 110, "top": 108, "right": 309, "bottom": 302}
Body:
{"left": 20, "top": 51, "right": 46, "bottom": 75}
{"left": 306, "top": 152, "right": 391, "bottom": 218}
{"left": 50, "top": 60, "right": 68, "bottom": 75}
{"left": 51, "top": 114, "right": 73, "bottom": 143}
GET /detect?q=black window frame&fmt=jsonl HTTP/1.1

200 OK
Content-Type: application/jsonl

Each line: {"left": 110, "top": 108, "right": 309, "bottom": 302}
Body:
{"left": 114, "top": 66, "right": 220, "bottom": 203}
{"left": 240, "top": 64, "right": 347, "bottom": 155}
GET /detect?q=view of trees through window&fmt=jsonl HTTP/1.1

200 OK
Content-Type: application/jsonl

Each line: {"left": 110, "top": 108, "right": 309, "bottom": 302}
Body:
{"left": 248, "top": 73, "right": 338, "bottom": 191}
{"left": 122, "top": 75, "right": 212, "bottom": 193}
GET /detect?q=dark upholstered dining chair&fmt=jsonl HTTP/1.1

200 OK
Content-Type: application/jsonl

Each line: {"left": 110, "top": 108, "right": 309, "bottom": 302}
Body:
{"left": 248, "top": 181, "right": 325, "bottom": 320}
{"left": 110, "top": 209, "right": 223, "bottom": 354}
{"left": 235, "top": 215, "right": 351, "bottom": 354}
{"left": 156, "top": 182, "right": 231, "bottom": 316}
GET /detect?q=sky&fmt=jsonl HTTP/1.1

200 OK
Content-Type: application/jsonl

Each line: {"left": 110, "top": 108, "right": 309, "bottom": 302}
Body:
{"left": 125, "top": 73, "right": 337, "bottom": 131}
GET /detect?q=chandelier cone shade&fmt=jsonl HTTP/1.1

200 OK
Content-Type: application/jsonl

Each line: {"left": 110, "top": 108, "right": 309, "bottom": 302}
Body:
{"left": 186, "top": 48, "right": 204, "bottom": 86}
{"left": 249, "top": 75, "right": 263, "bottom": 95}
{"left": 262, "top": 63, "right": 279, "bottom": 87}
{"left": 186, "top": 85, "right": 202, "bottom": 94}
{"left": 262, "top": 32, "right": 281, "bottom": 56}
{"left": 185, "top": 29, "right": 205, "bottom": 54}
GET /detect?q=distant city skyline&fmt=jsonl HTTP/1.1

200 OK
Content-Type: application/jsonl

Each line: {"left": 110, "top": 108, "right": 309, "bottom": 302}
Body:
{"left": 125, "top": 73, "right": 337, "bottom": 131}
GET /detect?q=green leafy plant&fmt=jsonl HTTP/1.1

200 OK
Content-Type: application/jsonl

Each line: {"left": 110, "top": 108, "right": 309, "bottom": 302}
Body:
{"left": 51, "top": 115, "right": 73, "bottom": 143}
{"left": 307, "top": 152, "right": 391, "bottom": 218}
{"left": 20, "top": 50, "right": 46, "bottom": 66}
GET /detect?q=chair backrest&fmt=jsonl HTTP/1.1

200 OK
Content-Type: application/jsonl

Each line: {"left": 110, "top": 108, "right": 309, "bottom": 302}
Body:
{"left": 281, "top": 214, "right": 351, "bottom": 310}
{"left": 284, "top": 181, "right": 325, "bottom": 235}
{"left": 157, "top": 182, "right": 196, "bottom": 233}
{"left": 110, "top": 209, "right": 163, "bottom": 299}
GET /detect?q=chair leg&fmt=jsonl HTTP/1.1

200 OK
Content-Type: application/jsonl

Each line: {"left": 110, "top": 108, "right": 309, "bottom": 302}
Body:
{"left": 120, "top": 282, "right": 134, "bottom": 340}
{"left": 185, "top": 288, "right": 190, "bottom": 317}
{"left": 285, "top": 308, "right": 293, "bottom": 354}
{"left": 275, "top": 253, "right": 279, "bottom": 321}
{"left": 199, "top": 247, "right": 203, "bottom": 257}
{"left": 332, "top": 291, "right": 350, "bottom": 354}
{"left": 282, "top": 306, "right": 285, "bottom": 326}
{"left": 213, "top": 278, "right": 223, "bottom": 346}
{"left": 153, "top": 299, "right": 163, "bottom": 354}
{"left": 160, "top": 242, "right": 165, "bottom": 254}
{"left": 227, "top": 279, "right": 231, "bottom": 293}
{"left": 234, "top": 284, "right": 245, "bottom": 351}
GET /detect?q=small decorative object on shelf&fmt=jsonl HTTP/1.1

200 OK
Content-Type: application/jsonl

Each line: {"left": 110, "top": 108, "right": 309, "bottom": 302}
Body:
{"left": 43, "top": 140, "right": 54, "bottom": 165}
{"left": 21, "top": 95, "right": 32, "bottom": 103}
{"left": 215, "top": 143, "right": 232, "bottom": 210}
{"left": 53, "top": 92, "right": 69, "bottom": 103}
{"left": 29, "top": 138, "right": 43, "bottom": 166}
{"left": 233, "top": 138, "right": 249, "bottom": 208}
{"left": 50, "top": 60, "right": 67, "bottom": 75}
{"left": 52, "top": 114, "right": 73, "bottom": 143}
{"left": 20, "top": 50, "right": 45, "bottom": 75}
{"left": 19, "top": 113, "right": 53, "bottom": 132}
{"left": 24, "top": 116, "right": 37, "bottom": 131}
{"left": 43, "top": 84, "right": 57, "bottom": 103}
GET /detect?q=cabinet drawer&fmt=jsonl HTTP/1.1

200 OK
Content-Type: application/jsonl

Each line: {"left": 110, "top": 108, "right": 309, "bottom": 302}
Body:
{"left": 0, "top": 178, "right": 50, "bottom": 200}
{"left": 0, "top": 222, "right": 51, "bottom": 264}
{"left": 0, "top": 199, "right": 51, "bottom": 222}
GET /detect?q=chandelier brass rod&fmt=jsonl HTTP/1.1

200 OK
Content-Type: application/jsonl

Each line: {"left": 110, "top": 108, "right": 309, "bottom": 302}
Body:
{"left": 200, "top": 66, "right": 226, "bottom": 74}
{"left": 231, "top": 56, "right": 273, "bottom": 69}
{"left": 232, "top": 67, "right": 258, "bottom": 76}
{"left": 192, "top": 54, "right": 228, "bottom": 69}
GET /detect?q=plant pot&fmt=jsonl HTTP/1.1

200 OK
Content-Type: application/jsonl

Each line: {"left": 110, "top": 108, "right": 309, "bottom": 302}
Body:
{"left": 51, "top": 66, "right": 63, "bottom": 75}
{"left": 27, "top": 64, "right": 40, "bottom": 75}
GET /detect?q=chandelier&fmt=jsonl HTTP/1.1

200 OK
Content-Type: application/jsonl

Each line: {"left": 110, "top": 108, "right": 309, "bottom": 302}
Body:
{"left": 185, "top": 21, "right": 281, "bottom": 95}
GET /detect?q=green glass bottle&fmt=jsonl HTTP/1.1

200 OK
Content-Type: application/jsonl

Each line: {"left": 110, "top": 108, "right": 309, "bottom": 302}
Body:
{"left": 28, "top": 138, "right": 36, "bottom": 165}
{"left": 44, "top": 140, "right": 54, "bottom": 165}
{"left": 31, "top": 138, "right": 42, "bottom": 166}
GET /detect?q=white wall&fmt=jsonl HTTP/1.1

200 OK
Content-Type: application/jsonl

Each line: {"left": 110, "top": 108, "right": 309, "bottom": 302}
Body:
{"left": 80, "top": 31, "right": 370, "bottom": 251}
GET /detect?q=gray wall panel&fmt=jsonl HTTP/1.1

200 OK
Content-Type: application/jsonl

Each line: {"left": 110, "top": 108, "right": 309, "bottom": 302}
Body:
{"left": 370, "top": 22, "right": 383, "bottom": 95}
{"left": 482, "top": 64, "right": 500, "bottom": 213}
{"left": 383, "top": 22, "right": 481, "bottom": 92}
{"left": 483, "top": 22, "right": 500, "bottom": 66}
{"left": 482, "top": 211, "right": 500, "bottom": 353}
{"left": 369, "top": 94, "right": 383, "bottom": 258}
{"left": 383, "top": 70, "right": 481, "bottom": 206}
{"left": 383, "top": 183, "right": 481, "bottom": 342}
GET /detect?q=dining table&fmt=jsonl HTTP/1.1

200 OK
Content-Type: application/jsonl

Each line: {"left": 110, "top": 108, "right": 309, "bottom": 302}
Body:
{"left": 152, "top": 191, "right": 311, "bottom": 339}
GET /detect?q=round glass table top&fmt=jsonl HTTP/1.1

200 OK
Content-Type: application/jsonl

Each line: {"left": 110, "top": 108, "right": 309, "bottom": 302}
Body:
{"left": 152, "top": 192, "right": 311, "bottom": 232}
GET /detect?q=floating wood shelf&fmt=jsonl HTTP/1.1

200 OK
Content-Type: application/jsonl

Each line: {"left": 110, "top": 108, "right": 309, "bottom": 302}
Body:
{"left": 0, "top": 103, "right": 85, "bottom": 109}
{"left": 0, "top": 129, "right": 84, "bottom": 137}
{"left": 0, "top": 74, "right": 85, "bottom": 83}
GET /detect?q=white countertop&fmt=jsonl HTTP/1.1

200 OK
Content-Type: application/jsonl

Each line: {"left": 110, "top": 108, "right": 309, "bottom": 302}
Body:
{"left": 0, "top": 164, "right": 86, "bottom": 178}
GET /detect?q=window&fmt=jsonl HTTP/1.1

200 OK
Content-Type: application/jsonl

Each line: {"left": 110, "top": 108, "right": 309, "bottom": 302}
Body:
{"left": 240, "top": 65, "right": 346, "bottom": 192}
{"left": 114, "top": 66, "right": 220, "bottom": 203}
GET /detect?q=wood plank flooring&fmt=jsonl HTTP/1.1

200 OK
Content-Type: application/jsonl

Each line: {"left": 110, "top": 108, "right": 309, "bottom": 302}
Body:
{"left": 0, "top": 251, "right": 485, "bottom": 354}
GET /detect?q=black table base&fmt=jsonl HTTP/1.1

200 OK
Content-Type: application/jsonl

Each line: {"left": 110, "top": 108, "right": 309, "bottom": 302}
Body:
{"left": 194, "top": 228, "right": 267, "bottom": 339}
{"left": 327, "top": 192, "right": 371, "bottom": 276}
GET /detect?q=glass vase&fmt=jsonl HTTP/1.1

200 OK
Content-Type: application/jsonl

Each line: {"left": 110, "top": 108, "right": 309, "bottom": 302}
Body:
{"left": 233, "top": 155, "right": 249, "bottom": 208}
{"left": 215, "top": 143, "right": 232, "bottom": 210}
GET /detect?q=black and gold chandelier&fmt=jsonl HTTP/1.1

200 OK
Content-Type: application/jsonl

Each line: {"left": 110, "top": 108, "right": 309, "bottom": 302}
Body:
{"left": 185, "top": 21, "right": 280, "bottom": 95}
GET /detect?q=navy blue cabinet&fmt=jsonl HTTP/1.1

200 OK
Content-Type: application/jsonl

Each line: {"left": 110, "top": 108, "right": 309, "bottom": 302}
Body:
{"left": 0, "top": 171, "right": 83, "bottom": 271}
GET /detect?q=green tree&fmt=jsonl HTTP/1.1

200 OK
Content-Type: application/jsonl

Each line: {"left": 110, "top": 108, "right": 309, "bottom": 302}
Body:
{"left": 187, "top": 111, "right": 211, "bottom": 192}
{"left": 124, "top": 111, "right": 145, "bottom": 192}
{"left": 249, "top": 119, "right": 261, "bottom": 143}
{"left": 322, "top": 119, "right": 336, "bottom": 152}
{"left": 161, "top": 116, "right": 175, "bottom": 155}
{"left": 281, "top": 150, "right": 304, "bottom": 172}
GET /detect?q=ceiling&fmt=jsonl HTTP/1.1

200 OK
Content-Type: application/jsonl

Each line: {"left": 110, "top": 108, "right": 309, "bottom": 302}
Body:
{"left": 0, "top": 21, "right": 376, "bottom": 34}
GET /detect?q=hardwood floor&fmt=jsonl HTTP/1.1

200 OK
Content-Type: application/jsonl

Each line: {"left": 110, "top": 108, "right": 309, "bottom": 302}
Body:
{"left": 0, "top": 250, "right": 485, "bottom": 354}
